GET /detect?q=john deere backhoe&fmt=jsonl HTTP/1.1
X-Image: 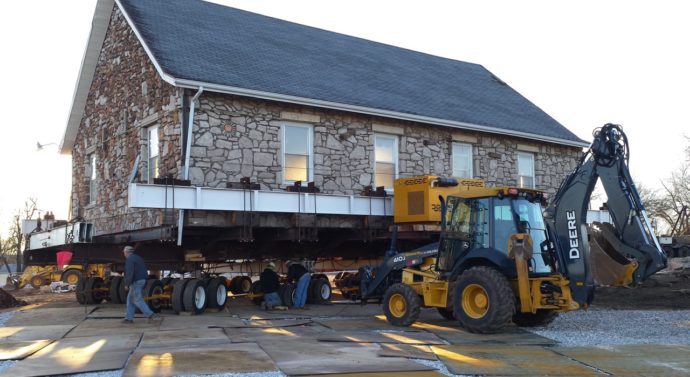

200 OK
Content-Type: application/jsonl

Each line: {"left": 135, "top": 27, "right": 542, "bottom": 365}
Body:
{"left": 342, "top": 123, "right": 666, "bottom": 333}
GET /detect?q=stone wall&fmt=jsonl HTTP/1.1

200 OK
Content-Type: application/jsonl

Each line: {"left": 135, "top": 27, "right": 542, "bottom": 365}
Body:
{"left": 70, "top": 6, "right": 182, "bottom": 235}
{"left": 189, "top": 93, "right": 580, "bottom": 195}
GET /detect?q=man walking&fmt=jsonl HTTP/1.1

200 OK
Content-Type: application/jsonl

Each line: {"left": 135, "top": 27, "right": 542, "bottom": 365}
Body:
{"left": 286, "top": 260, "right": 311, "bottom": 309}
{"left": 122, "top": 246, "right": 160, "bottom": 323}
{"left": 259, "top": 262, "right": 282, "bottom": 310}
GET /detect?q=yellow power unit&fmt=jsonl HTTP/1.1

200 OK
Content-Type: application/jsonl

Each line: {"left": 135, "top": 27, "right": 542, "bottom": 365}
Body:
{"left": 393, "top": 176, "right": 485, "bottom": 224}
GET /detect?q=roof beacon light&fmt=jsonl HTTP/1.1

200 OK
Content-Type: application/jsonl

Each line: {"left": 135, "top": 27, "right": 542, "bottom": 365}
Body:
{"left": 508, "top": 188, "right": 519, "bottom": 196}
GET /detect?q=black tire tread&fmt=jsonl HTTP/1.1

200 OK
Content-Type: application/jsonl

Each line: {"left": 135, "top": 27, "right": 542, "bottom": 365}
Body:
{"left": 171, "top": 279, "right": 188, "bottom": 314}
{"left": 109, "top": 277, "right": 123, "bottom": 304}
{"left": 382, "top": 283, "right": 421, "bottom": 327}
{"left": 183, "top": 279, "right": 206, "bottom": 314}
{"left": 453, "top": 266, "right": 515, "bottom": 334}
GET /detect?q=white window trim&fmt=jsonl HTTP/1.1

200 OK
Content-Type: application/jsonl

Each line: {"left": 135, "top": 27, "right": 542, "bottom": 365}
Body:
{"left": 374, "top": 133, "right": 399, "bottom": 189}
{"left": 281, "top": 122, "right": 314, "bottom": 184}
{"left": 517, "top": 152, "right": 535, "bottom": 188}
{"left": 147, "top": 125, "right": 159, "bottom": 184}
{"left": 452, "top": 142, "right": 473, "bottom": 178}
{"left": 87, "top": 153, "right": 97, "bottom": 205}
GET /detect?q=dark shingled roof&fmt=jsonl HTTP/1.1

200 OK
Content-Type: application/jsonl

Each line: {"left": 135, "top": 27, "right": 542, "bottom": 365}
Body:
{"left": 118, "top": 0, "right": 584, "bottom": 145}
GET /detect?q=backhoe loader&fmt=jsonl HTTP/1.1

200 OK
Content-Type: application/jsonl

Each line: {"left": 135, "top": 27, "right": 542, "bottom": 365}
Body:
{"left": 341, "top": 123, "right": 666, "bottom": 333}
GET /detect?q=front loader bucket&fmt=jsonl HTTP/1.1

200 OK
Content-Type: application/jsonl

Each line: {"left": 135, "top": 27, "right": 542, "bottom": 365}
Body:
{"left": 588, "top": 223, "right": 638, "bottom": 286}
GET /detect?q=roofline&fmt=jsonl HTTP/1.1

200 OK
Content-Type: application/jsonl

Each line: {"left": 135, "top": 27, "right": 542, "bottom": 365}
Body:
{"left": 61, "top": 0, "right": 589, "bottom": 154}
{"left": 173, "top": 78, "right": 589, "bottom": 148}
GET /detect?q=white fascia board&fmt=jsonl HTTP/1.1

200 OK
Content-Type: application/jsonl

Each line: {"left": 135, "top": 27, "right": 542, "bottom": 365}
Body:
{"left": 173, "top": 78, "right": 589, "bottom": 149}
{"left": 60, "top": 0, "right": 115, "bottom": 155}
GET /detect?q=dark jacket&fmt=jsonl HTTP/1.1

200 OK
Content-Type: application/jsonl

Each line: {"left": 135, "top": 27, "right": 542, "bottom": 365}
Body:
{"left": 124, "top": 253, "right": 148, "bottom": 286}
{"left": 286, "top": 263, "right": 308, "bottom": 283}
{"left": 260, "top": 268, "right": 280, "bottom": 294}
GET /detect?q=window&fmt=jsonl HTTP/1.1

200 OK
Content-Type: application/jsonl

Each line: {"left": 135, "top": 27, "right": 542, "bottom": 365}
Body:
{"left": 517, "top": 152, "right": 535, "bottom": 188}
{"left": 452, "top": 142, "right": 473, "bottom": 178}
{"left": 282, "top": 123, "right": 313, "bottom": 183}
{"left": 147, "top": 125, "right": 159, "bottom": 183}
{"left": 86, "top": 153, "right": 97, "bottom": 205}
{"left": 374, "top": 134, "right": 398, "bottom": 189}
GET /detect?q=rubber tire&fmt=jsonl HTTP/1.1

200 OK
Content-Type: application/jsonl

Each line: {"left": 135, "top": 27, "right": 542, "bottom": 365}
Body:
{"left": 206, "top": 277, "right": 228, "bottom": 309}
{"left": 160, "top": 277, "right": 173, "bottom": 287}
{"left": 62, "top": 269, "right": 83, "bottom": 286}
{"left": 280, "top": 283, "right": 296, "bottom": 307}
{"left": 453, "top": 266, "right": 515, "bottom": 334}
{"left": 437, "top": 308, "right": 455, "bottom": 320}
{"left": 311, "top": 278, "right": 332, "bottom": 304}
{"left": 171, "top": 279, "right": 189, "bottom": 314}
{"left": 85, "top": 277, "right": 106, "bottom": 304}
{"left": 29, "top": 275, "right": 45, "bottom": 289}
{"left": 382, "top": 283, "right": 421, "bottom": 327}
{"left": 183, "top": 279, "right": 206, "bottom": 314}
{"left": 109, "top": 276, "right": 123, "bottom": 304}
{"left": 249, "top": 280, "right": 263, "bottom": 305}
{"left": 144, "top": 279, "right": 164, "bottom": 313}
{"left": 76, "top": 277, "right": 87, "bottom": 304}
{"left": 513, "top": 310, "right": 559, "bottom": 327}
{"left": 237, "top": 276, "right": 253, "bottom": 294}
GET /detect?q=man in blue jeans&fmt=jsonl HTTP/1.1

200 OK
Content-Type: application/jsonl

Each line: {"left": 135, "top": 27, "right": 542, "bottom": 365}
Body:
{"left": 122, "top": 246, "right": 160, "bottom": 323}
{"left": 286, "top": 261, "right": 311, "bottom": 309}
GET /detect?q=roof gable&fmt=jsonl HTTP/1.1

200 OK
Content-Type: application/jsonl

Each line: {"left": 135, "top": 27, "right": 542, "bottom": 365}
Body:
{"left": 62, "top": 0, "right": 586, "bottom": 153}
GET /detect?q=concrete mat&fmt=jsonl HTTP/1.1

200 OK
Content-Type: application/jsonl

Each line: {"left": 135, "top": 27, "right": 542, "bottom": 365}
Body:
{"left": 65, "top": 318, "right": 158, "bottom": 338}
{"left": 158, "top": 315, "right": 245, "bottom": 330}
{"left": 139, "top": 328, "right": 231, "bottom": 348}
{"left": 0, "top": 340, "right": 52, "bottom": 360}
{"left": 553, "top": 344, "right": 690, "bottom": 377}
{"left": 0, "top": 325, "right": 75, "bottom": 341}
{"left": 4, "top": 307, "right": 92, "bottom": 326}
{"left": 0, "top": 334, "right": 141, "bottom": 377}
{"left": 377, "top": 344, "right": 437, "bottom": 360}
{"left": 123, "top": 343, "right": 277, "bottom": 377}
{"left": 433, "top": 344, "right": 602, "bottom": 376}
{"left": 318, "top": 331, "right": 445, "bottom": 345}
{"left": 260, "top": 340, "right": 433, "bottom": 375}
{"left": 299, "top": 372, "right": 446, "bottom": 377}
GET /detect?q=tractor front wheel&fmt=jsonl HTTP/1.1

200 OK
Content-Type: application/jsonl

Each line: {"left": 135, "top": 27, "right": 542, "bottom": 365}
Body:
{"left": 382, "top": 283, "right": 421, "bottom": 327}
{"left": 452, "top": 266, "right": 515, "bottom": 333}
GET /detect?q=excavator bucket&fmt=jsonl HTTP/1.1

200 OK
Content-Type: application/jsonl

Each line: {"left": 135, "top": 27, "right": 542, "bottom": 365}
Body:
{"left": 588, "top": 222, "right": 638, "bottom": 286}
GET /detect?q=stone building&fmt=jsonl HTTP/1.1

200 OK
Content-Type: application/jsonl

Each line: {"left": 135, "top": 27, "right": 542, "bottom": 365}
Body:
{"left": 54, "top": 0, "right": 586, "bottom": 262}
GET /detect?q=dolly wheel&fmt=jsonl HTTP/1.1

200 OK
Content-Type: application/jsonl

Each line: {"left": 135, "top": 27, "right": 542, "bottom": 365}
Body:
{"left": 453, "top": 266, "right": 515, "bottom": 334}
{"left": 382, "top": 283, "right": 421, "bottom": 327}
{"left": 85, "top": 277, "right": 105, "bottom": 304}
{"left": 171, "top": 279, "right": 189, "bottom": 314}
{"left": 109, "top": 276, "right": 123, "bottom": 304}
{"left": 311, "top": 278, "right": 332, "bottom": 303}
{"left": 75, "top": 277, "right": 87, "bottom": 304}
{"left": 144, "top": 279, "right": 164, "bottom": 313}
{"left": 206, "top": 277, "right": 228, "bottom": 309}
{"left": 183, "top": 279, "right": 206, "bottom": 314}
{"left": 250, "top": 281, "right": 263, "bottom": 305}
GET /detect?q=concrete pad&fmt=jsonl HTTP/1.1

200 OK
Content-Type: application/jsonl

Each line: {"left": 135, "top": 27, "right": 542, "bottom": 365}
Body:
{"left": 0, "top": 340, "right": 52, "bottom": 360}
{"left": 0, "top": 325, "right": 75, "bottom": 341}
{"left": 432, "top": 344, "right": 602, "bottom": 376}
{"left": 123, "top": 343, "right": 277, "bottom": 377}
{"left": 0, "top": 334, "right": 141, "bottom": 377}
{"left": 139, "top": 328, "right": 231, "bottom": 348}
{"left": 4, "top": 307, "right": 93, "bottom": 326}
{"left": 226, "top": 325, "right": 331, "bottom": 343}
{"left": 158, "top": 315, "right": 245, "bottom": 330}
{"left": 318, "top": 331, "right": 445, "bottom": 345}
{"left": 378, "top": 344, "right": 437, "bottom": 361}
{"left": 65, "top": 318, "right": 157, "bottom": 338}
{"left": 411, "top": 320, "right": 556, "bottom": 345}
{"left": 260, "top": 340, "right": 434, "bottom": 375}
{"left": 553, "top": 344, "right": 690, "bottom": 376}
{"left": 299, "top": 372, "right": 446, "bottom": 377}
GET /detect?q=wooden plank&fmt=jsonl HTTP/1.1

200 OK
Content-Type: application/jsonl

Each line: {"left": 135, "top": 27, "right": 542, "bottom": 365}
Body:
{"left": 317, "top": 331, "right": 445, "bottom": 345}
{"left": 0, "top": 340, "right": 52, "bottom": 360}
{"left": 377, "top": 344, "right": 437, "bottom": 361}
{"left": 0, "top": 325, "right": 75, "bottom": 342}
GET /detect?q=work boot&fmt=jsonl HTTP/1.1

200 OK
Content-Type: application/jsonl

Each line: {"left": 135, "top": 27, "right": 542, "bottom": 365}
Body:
{"left": 121, "top": 319, "right": 134, "bottom": 324}
{"left": 148, "top": 313, "right": 162, "bottom": 323}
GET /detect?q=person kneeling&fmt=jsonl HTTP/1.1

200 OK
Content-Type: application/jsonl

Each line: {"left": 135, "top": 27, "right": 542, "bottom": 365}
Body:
{"left": 260, "top": 262, "right": 282, "bottom": 310}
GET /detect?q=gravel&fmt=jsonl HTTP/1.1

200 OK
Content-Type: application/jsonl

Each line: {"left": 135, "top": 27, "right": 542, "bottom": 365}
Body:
{"left": 527, "top": 308, "right": 690, "bottom": 346}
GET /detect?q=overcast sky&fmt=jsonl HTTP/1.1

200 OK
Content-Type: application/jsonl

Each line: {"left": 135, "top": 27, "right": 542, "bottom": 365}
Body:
{"left": 0, "top": 0, "right": 687, "bottom": 236}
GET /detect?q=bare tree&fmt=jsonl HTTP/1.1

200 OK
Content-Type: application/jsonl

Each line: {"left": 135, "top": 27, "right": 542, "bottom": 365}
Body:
{"left": 0, "top": 198, "right": 38, "bottom": 271}
{"left": 652, "top": 137, "right": 690, "bottom": 235}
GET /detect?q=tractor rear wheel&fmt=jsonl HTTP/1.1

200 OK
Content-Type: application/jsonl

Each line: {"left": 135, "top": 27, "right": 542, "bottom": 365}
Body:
{"left": 452, "top": 266, "right": 515, "bottom": 334}
{"left": 513, "top": 310, "right": 559, "bottom": 327}
{"left": 382, "top": 283, "right": 421, "bottom": 327}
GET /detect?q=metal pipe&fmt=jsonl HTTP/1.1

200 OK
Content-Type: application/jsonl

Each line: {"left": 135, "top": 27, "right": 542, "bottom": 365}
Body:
{"left": 178, "top": 87, "right": 204, "bottom": 246}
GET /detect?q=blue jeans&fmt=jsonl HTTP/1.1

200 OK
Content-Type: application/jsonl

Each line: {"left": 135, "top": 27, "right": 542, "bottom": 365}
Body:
{"left": 263, "top": 291, "right": 281, "bottom": 309}
{"left": 125, "top": 279, "right": 153, "bottom": 320}
{"left": 294, "top": 273, "right": 311, "bottom": 308}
